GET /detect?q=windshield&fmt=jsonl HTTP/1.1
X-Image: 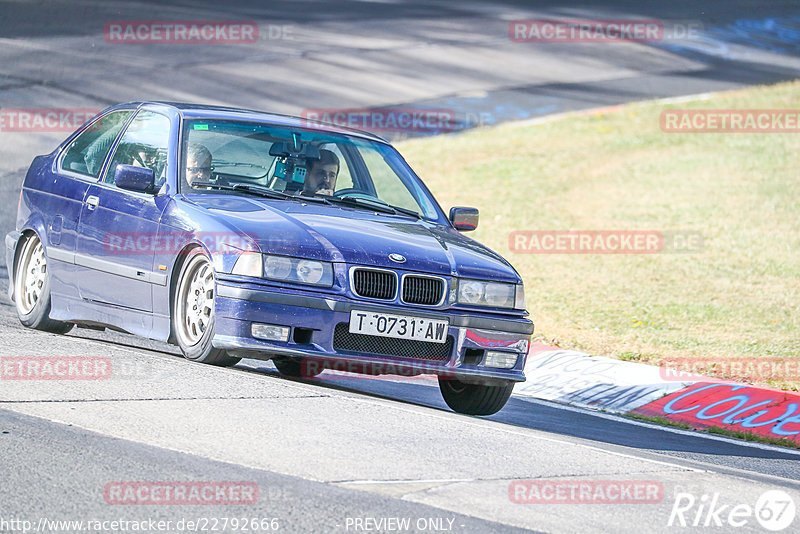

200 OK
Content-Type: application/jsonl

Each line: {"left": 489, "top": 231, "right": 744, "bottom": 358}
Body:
{"left": 180, "top": 119, "right": 440, "bottom": 220}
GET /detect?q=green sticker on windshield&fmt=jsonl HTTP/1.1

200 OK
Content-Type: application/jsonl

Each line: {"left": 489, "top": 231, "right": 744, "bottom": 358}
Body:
{"left": 193, "top": 124, "right": 209, "bottom": 130}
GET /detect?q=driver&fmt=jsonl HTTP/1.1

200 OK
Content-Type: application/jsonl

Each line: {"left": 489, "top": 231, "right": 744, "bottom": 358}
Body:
{"left": 186, "top": 143, "right": 213, "bottom": 187}
{"left": 302, "top": 149, "right": 339, "bottom": 196}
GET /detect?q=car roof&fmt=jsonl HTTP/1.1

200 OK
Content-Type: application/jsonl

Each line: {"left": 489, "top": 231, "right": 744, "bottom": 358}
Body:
{"left": 117, "top": 101, "right": 389, "bottom": 144}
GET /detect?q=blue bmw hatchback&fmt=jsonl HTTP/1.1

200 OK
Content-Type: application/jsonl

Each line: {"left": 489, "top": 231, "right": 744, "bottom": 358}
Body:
{"left": 6, "top": 102, "right": 533, "bottom": 415}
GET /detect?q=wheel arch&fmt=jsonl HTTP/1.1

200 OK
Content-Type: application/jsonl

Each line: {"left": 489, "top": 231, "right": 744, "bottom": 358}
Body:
{"left": 166, "top": 241, "right": 212, "bottom": 344}
{"left": 10, "top": 226, "right": 46, "bottom": 303}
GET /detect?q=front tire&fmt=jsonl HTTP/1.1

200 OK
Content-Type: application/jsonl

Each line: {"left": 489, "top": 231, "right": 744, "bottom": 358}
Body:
{"left": 438, "top": 376, "right": 514, "bottom": 416}
{"left": 14, "top": 233, "right": 73, "bottom": 334}
{"left": 173, "top": 248, "right": 240, "bottom": 367}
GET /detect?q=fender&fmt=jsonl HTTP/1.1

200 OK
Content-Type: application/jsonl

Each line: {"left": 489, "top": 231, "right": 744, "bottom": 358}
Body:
{"left": 5, "top": 230, "right": 22, "bottom": 301}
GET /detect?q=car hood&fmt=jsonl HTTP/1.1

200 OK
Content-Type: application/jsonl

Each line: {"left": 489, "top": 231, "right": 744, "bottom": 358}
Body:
{"left": 186, "top": 195, "right": 520, "bottom": 282}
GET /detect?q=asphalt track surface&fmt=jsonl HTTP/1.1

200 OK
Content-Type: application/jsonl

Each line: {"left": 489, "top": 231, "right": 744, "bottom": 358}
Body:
{"left": 2, "top": 1, "right": 800, "bottom": 532}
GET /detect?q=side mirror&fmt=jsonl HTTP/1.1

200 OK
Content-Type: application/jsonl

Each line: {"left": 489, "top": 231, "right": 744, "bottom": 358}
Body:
{"left": 449, "top": 207, "right": 479, "bottom": 231}
{"left": 115, "top": 164, "right": 155, "bottom": 194}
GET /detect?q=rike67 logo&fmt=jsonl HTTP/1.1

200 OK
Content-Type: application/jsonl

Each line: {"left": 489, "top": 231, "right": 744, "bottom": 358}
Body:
{"left": 669, "top": 490, "right": 796, "bottom": 531}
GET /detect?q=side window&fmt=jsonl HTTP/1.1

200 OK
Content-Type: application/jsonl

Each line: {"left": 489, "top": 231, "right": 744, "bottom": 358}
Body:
{"left": 103, "top": 111, "right": 170, "bottom": 188}
{"left": 61, "top": 111, "right": 133, "bottom": 178}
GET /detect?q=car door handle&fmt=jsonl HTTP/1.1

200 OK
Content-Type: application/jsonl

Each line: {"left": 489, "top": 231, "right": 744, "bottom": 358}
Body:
{"left": 86, "top": 196, "right": 99, "bottom": 209}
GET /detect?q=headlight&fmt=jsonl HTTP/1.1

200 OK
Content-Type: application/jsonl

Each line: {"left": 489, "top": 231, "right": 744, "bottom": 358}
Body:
{"left": 456, "top": 279, "right": 525, "bottom": 310}
{"left": 459, "top": 280, "right": 485, "bottom": 304}
{"left": 263, "top": 255, "right": 334, "bottom": 287}
{"left": 264, "top": 255, "right": 292, "bottom": 279}
{"left": 296, "top": 260, "right": 325, "bottom": 284}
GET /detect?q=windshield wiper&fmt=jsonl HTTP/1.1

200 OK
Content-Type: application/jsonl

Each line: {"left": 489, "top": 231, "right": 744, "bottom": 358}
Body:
{"left": 235, "top": 184, "right": 336, "bottom": 204}
{"left": 189, "top": 181, "right": 289, "bottom": 200}
{"left": 322, "top": 195, "right": 422, "bottom": 219}
{"left": 189, "top": 182, "right": 331, "bottom": 204}
{"left": 232, "top": 183, "right": 292, "bottom": 199}
{"left": 322, "top": 195, "right": 395, "bottom": 214}
{"left": 189, "top": 183, "right": 419, "bottom": 216}
{"left": 387, "top": 204, "right": 422, "bottom": 219}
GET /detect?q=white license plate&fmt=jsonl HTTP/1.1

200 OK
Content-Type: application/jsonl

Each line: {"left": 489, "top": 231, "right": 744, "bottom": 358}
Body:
{"left": 349, "top": 310, "right": 449, "bottom": 343}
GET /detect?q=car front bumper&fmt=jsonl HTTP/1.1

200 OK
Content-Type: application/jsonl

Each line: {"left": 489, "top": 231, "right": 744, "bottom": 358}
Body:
{"left": 213, "top": 281, "right": 533, "bottom": 383}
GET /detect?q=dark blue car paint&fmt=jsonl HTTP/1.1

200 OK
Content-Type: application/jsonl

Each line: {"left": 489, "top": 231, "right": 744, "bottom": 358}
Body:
{"left": 6, "top": 102, "right": 533, "bottom": 383}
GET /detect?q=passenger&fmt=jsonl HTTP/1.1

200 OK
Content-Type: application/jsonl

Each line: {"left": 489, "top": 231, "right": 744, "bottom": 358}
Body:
{"left": 186, "top": 144, "right": 213, "bottom": 187}
{"left": 302, "top": 149, "right": 339, "bottom": 196}
{"left": 132, "top": 145, "right": 158, "bottom": 169}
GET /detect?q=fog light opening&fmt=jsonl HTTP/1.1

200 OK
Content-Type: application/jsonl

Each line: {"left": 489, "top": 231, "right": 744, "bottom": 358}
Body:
{"left": 462, "top": 348, "right": 484, "bottom": 366}
{"left": 293, "top": 327, "right": 314, "bottom": 345}
{"left": 251, "top": 323, "right": 290, "bottom": 342}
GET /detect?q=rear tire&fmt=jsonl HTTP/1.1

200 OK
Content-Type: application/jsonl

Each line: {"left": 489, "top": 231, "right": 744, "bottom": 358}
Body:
{"left": 438, "top": 376, "right": 514, "bottom": 416}
{"left": 173, "top": 248, "right": 240, "bottom": 367}
{"left": 14, "top": 233, "right": 73, "bottom": 334}
{"left": 273, "top": 356, "right": 323, "bottom": 378}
